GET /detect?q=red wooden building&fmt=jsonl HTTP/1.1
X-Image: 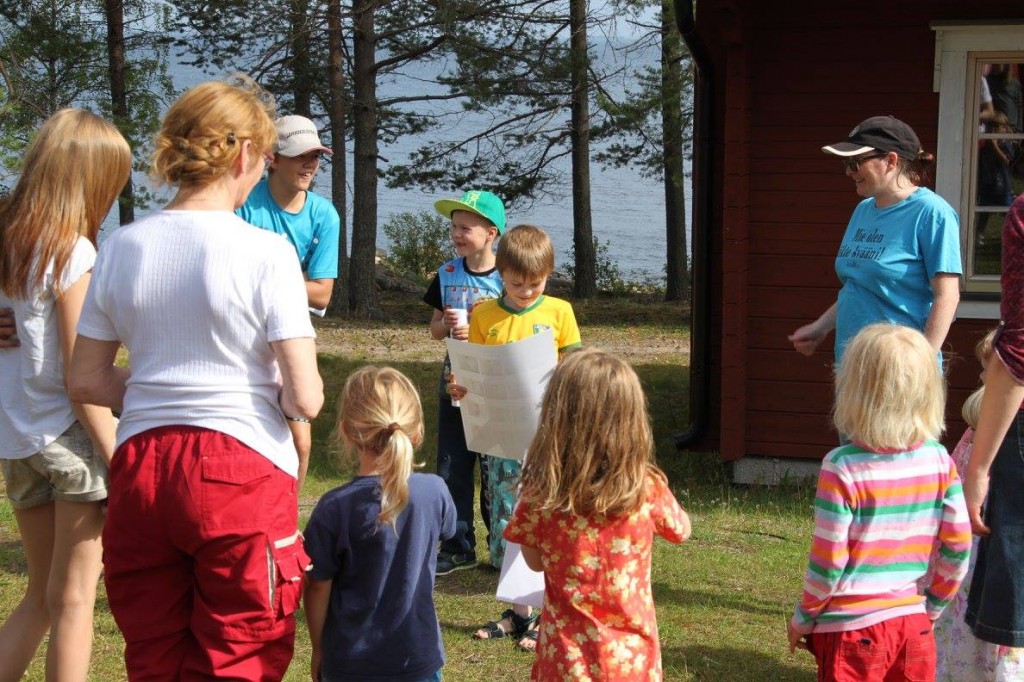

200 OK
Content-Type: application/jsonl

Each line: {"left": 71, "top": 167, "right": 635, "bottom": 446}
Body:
{"left": 674, "top": 1, "right": 1024, "bottom": 480}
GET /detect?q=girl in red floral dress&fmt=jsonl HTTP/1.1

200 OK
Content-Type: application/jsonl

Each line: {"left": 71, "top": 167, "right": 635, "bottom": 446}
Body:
{"left": 504, "top": 347, "right": 692, "bottom": 681}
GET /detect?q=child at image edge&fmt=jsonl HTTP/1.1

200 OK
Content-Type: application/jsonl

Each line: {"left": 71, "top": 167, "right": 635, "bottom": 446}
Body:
{"left": 423, "top": 189, "right": 505, "bottom": 576}
{"left": 788, "top": 323, "right": 972, "bottom": 681}
{"left": 450, "top": 224, "right": 581, "bottom": 651}
{"left": 504, "top": 347, "right": 692, "bottom": 680}
{"left": 303, "top": 366, "right": 456, "bottom": 682}
{"left": 927, "top": 330, "right": 1024, "bottom": 681}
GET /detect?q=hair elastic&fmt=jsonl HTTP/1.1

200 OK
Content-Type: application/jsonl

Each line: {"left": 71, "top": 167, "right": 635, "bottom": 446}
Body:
{"left": 226, "top": 132, "right": 237, "bottom": 145}
{"left": 388, "top": 422, "right": 401, "bottom": 434}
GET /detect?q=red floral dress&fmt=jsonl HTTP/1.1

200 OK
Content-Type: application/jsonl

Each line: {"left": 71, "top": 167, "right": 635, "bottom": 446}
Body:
{"left": 504, "top": 473, "right": 689, "bottom": 681}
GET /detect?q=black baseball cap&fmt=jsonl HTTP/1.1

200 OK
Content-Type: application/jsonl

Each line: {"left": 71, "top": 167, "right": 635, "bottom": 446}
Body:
{"left": 822, "top": 115, "right": 922, "bottom": 160}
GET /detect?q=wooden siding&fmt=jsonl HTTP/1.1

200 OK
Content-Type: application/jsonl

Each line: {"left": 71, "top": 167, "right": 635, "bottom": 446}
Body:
{"left": 695, "top": 0, "right": 1024, "bottom": 461}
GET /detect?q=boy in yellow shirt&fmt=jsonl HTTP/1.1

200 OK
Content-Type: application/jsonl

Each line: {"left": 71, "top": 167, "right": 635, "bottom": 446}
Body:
{"left": 451, "top": 224, "right": 581, "bottom": 652}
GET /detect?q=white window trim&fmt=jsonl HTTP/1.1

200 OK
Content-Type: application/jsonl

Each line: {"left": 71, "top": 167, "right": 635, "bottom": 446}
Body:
{"left": 931, "top": 22, "right": 1024, "bottom": 318}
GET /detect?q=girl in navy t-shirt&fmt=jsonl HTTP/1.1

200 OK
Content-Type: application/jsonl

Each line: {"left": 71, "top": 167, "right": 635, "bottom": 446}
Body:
{"left": 304, "top": 366, "right": 456, "bottom": 682}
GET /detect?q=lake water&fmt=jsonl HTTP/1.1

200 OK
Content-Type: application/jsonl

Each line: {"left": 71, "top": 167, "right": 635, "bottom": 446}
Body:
{"left": 112, "top": 40, "right": 690, "bottom": 282}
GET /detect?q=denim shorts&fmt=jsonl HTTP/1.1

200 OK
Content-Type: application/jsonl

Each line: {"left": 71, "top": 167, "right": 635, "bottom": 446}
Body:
{"left": 0, "top": 422, "right": 108, "bottom": 509}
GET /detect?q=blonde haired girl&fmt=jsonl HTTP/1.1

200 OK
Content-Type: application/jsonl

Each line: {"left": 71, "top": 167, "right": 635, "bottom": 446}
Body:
{"left": 832, "top": 322, "right": 947, "bottom": 450}
{"left": 789, "top": 324, "right": 972, "bottom": 681}
{"left": 337, "top": 365, "right": 425, "bottom": 527}
{"left": 0, "top": 108, "right": 130, "bottom": 681}
{"left": 304, "top": 366, "right": 456, "bottom": 682}
{"left": 67, "top": 79, "right": 323, "bottom": 680}
{"left": 505, "top": 348, "right": 691, "bottom": 680}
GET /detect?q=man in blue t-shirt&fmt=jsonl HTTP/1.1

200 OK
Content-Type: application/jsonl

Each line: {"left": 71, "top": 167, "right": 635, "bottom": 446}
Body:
{"left": 238, "top": 115, "right": 341, "bottom": 313}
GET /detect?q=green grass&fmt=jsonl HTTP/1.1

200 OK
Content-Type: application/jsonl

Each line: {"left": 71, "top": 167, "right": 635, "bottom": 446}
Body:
{"left": 0, "top": 294, "right": 821, "bottom": 681}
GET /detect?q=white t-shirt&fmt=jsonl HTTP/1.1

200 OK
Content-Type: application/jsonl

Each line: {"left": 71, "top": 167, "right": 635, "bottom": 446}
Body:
{"left": 77, "top": 210, "right": 315, "bottom": 477}
{"left": 0, "top": 237, "right": 96, "bottom": 459}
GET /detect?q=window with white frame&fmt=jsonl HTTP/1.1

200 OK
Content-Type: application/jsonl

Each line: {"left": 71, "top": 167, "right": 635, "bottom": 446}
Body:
{"left": 932, "top": 23, "right": 1024, "bottom": 305}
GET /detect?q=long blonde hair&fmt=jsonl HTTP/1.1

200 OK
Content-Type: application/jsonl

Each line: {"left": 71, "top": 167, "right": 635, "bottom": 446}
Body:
{"left": 833, "top": 323, "right": 945, "bottom": 450}
{"left": 336, "top": 366, "right": 424, "bottom": 529}
{"left": 518, "top": 347, "right": 665, "bottom": 517}
{"left": 0, "top": 108, "right": 131, "bottom": 298}
{"left": 150, "top": 78, "right": 276, "bottom": 189}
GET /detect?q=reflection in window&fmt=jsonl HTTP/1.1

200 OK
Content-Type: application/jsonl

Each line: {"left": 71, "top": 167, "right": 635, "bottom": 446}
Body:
{"left": 974, "top": 211, "right": 1008, "bottom": 276}
{"left": 969, "top": 60, "right": 1024, "bottom": 286}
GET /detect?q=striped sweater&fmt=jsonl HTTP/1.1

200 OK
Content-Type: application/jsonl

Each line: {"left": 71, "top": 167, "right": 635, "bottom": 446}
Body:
{"left": 791, "top": 441, "right": 972, "bottom": 635}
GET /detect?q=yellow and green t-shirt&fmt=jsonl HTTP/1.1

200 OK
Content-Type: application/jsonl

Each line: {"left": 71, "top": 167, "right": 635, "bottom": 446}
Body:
{"left": 468, "top": 295, "right": 582, "bottom": 353}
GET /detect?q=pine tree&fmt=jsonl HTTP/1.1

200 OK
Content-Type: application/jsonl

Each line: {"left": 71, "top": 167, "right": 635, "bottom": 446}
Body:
{"left": 0, "top": 0, "right": 174, "bottom": 219}
{"left": 592, "top": 0, "right": 694, "bottom": 301}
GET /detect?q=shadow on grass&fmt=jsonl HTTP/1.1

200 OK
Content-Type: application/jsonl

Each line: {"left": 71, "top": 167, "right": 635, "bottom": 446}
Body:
{"left": 662, "top": 643, "right": 816, "bottom": 681}
{"left": 0, "top": 539, "right": 26, "bottom": 575}
{"left": 652, "top": 582, "right": 791, "bottom": 618}
{"left": 433, "top": 565, "right": 500, "bottom": 598}
{"left": 307, "top": 355, "right": 695, "bottom": 486}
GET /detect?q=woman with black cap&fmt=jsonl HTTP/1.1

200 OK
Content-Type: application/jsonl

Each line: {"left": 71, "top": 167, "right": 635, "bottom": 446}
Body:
{"left": 788, "top": 115, "right": 962, "bottom": 366}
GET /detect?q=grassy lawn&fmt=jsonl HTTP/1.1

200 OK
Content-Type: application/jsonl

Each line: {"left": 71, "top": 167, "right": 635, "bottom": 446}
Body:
{"left": 0, "top": 292, "right": 820, "bottom": 681}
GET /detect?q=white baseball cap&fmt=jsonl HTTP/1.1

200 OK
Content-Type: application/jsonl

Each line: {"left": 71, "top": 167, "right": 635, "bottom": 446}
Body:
{"left": 275, "top": 115, "right": 333, "bottom": 157}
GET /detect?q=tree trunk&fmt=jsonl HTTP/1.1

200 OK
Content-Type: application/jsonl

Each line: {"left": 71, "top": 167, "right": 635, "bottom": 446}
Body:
{"left": 569, "top": 0, "right": 595, "bottom": 299}
{"left": 290, "top": 0, "right": 312, "bottom": 115}
{"left": 326, "top": 0, "right": 348, "bottom": 316}
{"left": 662, "top": 0, "right": 688, "bottom": 302}
{"left": 104, "top": 0, "right": 134, "bottom": 225}
{"left": 349, "top": 0, "right": 378, "bottom": 314}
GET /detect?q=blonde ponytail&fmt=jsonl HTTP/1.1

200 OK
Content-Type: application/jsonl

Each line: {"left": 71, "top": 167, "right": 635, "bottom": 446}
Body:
{"left": 335, "top": 366, "right": 424, "bottom": 529}
{"left": 377, "top": 423, "right": 416, "bottom": 528}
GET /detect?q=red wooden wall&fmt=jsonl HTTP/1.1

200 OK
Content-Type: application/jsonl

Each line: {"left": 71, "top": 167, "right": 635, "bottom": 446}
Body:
{"left": 693, "top": 0, "right": 1024, "bottom": 461}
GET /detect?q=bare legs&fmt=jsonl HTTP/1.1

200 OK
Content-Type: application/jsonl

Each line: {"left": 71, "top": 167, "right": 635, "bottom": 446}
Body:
{"left": 0, "top": 499, "right": 105, "bottom": 682}
{"left": 0, "top": 504, "right": 54, "bottom": 681}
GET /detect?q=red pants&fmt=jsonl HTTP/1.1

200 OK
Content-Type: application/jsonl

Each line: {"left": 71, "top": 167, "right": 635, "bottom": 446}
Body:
{"left": 808, "top": 614, "right": 936, "bottom": 682}
{"left": 102, "top": 426, "right": 309, "bottom": 681}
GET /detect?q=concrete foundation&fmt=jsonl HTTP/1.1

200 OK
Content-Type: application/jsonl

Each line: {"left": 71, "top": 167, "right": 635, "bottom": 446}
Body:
{"left": 732, "top": 457, "right": 821, "bottom": 486}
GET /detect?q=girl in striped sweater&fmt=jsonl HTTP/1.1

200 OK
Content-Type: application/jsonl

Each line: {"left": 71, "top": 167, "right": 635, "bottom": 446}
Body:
{"left": 787, "top": 323, "right": 972, "bottom": 681}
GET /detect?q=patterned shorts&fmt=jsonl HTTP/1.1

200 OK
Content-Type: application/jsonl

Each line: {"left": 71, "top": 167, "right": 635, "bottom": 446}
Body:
{"left": 1, "top": 422, "right": 108, "bottom": 509}
{"left": 487, "top": 455, "right": 522, "bottom": 568}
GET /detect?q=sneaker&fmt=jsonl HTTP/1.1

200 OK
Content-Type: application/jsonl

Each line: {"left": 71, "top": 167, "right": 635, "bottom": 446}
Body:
{"left": 436, "top": 551, "right": 477, "bottom": 576}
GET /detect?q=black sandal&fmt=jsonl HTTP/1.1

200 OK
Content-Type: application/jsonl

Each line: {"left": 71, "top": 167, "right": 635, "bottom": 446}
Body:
{"left": 509, "top": 609, "right": 539, "bottom": 639}
{"left": 473, "top": 608, "right": 517, "bottom": 640}
{"left": 515, "top": 613, "right": 541, "bottom": 652}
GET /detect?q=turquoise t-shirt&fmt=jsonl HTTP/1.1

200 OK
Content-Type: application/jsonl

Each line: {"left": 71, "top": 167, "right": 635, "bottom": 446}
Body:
{"left": 237, "top": 179, "right": 341, "bottom": 280}
{"left": 834, "top": 187, "right": 962, "bottom": 362}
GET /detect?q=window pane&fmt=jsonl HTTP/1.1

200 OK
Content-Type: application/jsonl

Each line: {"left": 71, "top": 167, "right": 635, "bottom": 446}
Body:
{"left": 987, "top": 62, "right": 1023, "bottom": 134}
{"left": 968, "top": 60, "right": 1024, "bottom": 286}
{"left": 979, "top": 62, "right": 1023, "bottom": 212}
{"left": 974, "top": 209, "right": 1007, "bottom": 277}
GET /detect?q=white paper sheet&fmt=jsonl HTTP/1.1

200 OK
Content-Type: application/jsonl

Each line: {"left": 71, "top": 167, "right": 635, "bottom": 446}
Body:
{"left": 445, "top": 330, "right": 557, "bottom": 461}
{"left": 495, "top": 541, "right": 545, "bottom": 608}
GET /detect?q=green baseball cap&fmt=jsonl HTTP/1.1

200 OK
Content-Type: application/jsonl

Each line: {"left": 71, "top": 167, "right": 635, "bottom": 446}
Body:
{"left": 434, "top": 190, "right": 507, "bottom": 235}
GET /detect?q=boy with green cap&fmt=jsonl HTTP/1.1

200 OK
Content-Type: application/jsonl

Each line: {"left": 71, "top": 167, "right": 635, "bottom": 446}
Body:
{"left": 423, "top": 189, "right": 506, "bottom": 575}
